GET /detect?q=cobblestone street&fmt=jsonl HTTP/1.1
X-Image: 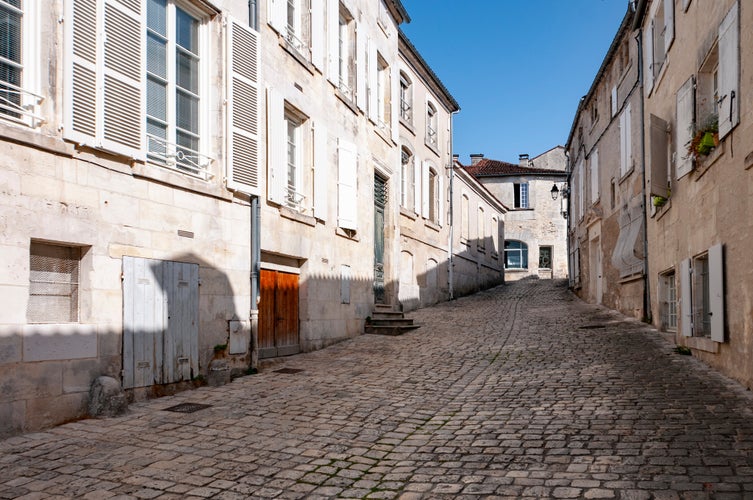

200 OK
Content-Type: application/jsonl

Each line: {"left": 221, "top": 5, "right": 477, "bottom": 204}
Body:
{"left": 2, "top": 279, "right": 753, "bottom": 499}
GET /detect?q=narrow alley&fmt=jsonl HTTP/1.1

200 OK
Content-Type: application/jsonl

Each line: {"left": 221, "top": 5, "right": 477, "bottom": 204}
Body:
{"left": 2, "top": 279, "right": 753, "bottom": 499}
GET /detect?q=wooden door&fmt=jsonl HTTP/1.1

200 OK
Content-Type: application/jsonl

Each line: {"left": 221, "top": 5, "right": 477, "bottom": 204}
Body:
{"left": 373, "top": 176, "right": 386, "bottom": 304}
{"left": 258, "top": 269, "right": 300, "bottom": 359}
{"left": 123, "top": 257, "right": 198, "bottom": 388}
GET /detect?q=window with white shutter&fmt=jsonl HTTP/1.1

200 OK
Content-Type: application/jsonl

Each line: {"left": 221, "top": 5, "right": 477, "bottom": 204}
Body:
{"left": 679, "top": 244, "right": 725, "bottom": 341}
{"left": 267, "top": 87, "right": 285, "bottom": 204}
{"left": 227, "top": 18, "right": 261, "bottom": 195}
{"left": 335, "top": 4, "right": 355, "bottom": 101}
{"left": 0, "top": 0, "right": 42, "bottom": 127}
{"left": 64, "top": 0, "right": 143, "bottom": 159}
{"left": 426, "top": 101, "right": 437, "bottom": 148}
{"left": 313, "top": 123, "right": 328, "bottom": 221}
{"left": 649, "top": 114, "right": 669, "bottom": 198}
{"left": 717, "top": 1, "right": 739, "bottom": 139}
{"left": 337, "top": 138, "right": 358, "bottom": 230}
{"left": 619, "top": 103, "right": 632, "bottom": 177}
{"left": 589, "top": 148, "right": 599, "bottom": 204}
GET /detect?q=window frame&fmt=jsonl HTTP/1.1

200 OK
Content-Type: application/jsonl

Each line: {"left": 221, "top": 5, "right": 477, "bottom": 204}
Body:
{"left": 513, "top": 182, "right": 529, "bottom": 209}
{"left": 146, "top": 0, "right": 211, "bottom": 178}
{"left": 504, "top": 240, "right": 528, "bottom": 270}
{"left": 27, "top": 242, "right": 83, "bottom": 324}
{"left": 399, "top": 70, "right": 412, "bottom": 124}
{"left": 659, "top": 270, "right": 677, "bottom": 332}
{"left": 425, "top": 101, "right": 437, "bottom": 148}
{"left": 0, "top": 0, "right": 42, "bottom": 127}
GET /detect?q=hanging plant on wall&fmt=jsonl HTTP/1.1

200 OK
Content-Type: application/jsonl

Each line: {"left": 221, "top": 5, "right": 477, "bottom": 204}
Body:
{"left": 687, "top": 114, "right": 719, "bottom": 160}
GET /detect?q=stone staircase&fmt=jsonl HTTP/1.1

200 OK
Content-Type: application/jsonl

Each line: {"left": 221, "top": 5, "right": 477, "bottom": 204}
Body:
{"left": 364, "top": 304, "right": 420, "bottom": 336}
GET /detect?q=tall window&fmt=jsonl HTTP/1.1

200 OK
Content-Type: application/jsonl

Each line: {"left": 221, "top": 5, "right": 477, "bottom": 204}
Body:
{"left": 477, "top": 207, "right": 485, "bottom": 250}
{"left": 399, "top": 71, "right": 412, "bottom": 123}
{"left": 337, "top": 5, "right": 354, "bottom": 100}
{"left": 504, "top": 240, "right": 528, "bottom": 269}
{"left": 400, "top": 146, "right": 412, "bottom": 208}
{"left": 539, "top": 246, "right": 552, "bottom": 269}
{"left": 0, "top": 0, "right": 21, "bottom": 119}
{"left": 284, "top": 107, "right": 304, "bottom": 210}
{"left": 147, "top": 0, "right": 202, "bottom": 174}
{"left": 376, "top": 54, "right": 389, "bottom": 131}
{"left": 28, "top": 242, "right": 81, "bottom": 323}
{"left": 461, "top": 194, "right": 469, "bottom": 242}
{"left": 514, "top": 183, "right": 529, "bottom": 209}
{"left": 428, "top": 167, "right": 438, "bottom": 223}
{"left": 619, "top": 103, "right": 632, "bottom": 177}
{"left": 426, "top": 102, "right": 437, "bottom": 147}
{"left": 660, "top": 271, "right": 677, "bottom": 331}
{"left": 692, "top": 255, "right": 711, "bottom": 338}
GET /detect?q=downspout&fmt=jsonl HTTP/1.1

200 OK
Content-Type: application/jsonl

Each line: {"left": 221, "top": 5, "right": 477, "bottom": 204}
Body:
{"left": 249, "top": 196, "right": 261, "bottom": 369}
{"left": 635, "top": 26, "right": 651, "bottom": 323}
{"left": 447, "top": 110, "right": 458, "bottom": 300}
{"left": 564, "top": 151, "right": 572, "bottom": 288}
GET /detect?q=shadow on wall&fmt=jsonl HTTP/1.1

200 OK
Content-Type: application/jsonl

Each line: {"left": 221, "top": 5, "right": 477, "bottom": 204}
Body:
{"left": 0, "top": 251, "right": 251, "bottom": 437}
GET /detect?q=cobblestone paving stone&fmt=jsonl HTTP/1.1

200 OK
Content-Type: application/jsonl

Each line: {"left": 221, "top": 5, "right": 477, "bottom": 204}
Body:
{"left": 3, "top": 279, "right": 753, "bottom": 499}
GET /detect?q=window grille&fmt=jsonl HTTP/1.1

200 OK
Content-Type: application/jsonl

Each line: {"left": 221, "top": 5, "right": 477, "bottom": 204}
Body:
{"left": 28, "top": 243, "right": 80, "bottom": 323}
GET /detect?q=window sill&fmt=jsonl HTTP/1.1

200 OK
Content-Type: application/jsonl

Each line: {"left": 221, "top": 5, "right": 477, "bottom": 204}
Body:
{"left": 618, "top": 166, "right": 635, "bottom": 184}
{"left": 133, "top": 162, "right": 232, "bottom": 201}
{"left": 651, "top": 198, "right": 671, "bottom": 220}
{"left": 277, "top": 34, "right": 316, "bottom": 75}
{"left": 505, "top": 268, "right": 529, "bottom": 273}
{"left": 681, "top": 335, "right": 720, "bottom": 353}
{"left": 374, "top": 124, "right": 393, "bottom": 146}
{"left": 336, "top": 227, "right": 359, "bottom": 241}
{"left": 400, "top": 207, "right": 417, "bottom": 220}
{"left": 618, "top": 273, "right": 643, "bottom": 284}
{"left": 424, "top": 140, "right": 440, "bottom": 157}
{"left": 279, "top": 205, "right": 316, "bottom": 227}
{"left": 693, "top": 140, "right": 725, "bottom": 181}
{"left": 477, "top": 246, "right": 486, "bottom": 254}
{"left": 424, "top": 220, "right": 440, "bottom": 232}
{"left": 399, "top": 117, "right": 415, "bottom": 136}
{"left": 335, "top": 89, "right": 359, "bottom": 116}
{"left": 0, "top": 121, "right": 73, "bottom": 157}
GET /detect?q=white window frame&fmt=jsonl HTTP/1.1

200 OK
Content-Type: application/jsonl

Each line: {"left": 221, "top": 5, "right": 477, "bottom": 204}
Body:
{"left": 146, "top": 0, "right": 212, "bottom": 179}
{"left": 400, "top": 145, "right": 412, "bottom": 209}
{"left": 514, "top": 182, "right": 529, "bottom": 209}
{"left": 504, "top": 240, "right": 528, "bottom": 270}
{"left": 426, "top": 100, "right": 437, "bottom": 148}
{"left": 284, "top": 108, "right": 304, "bottom": 210}
{"left": 659, "top": 270, "right": 677, "bottom": 332}
{"left": 0, "top": 0, "right": 43, "bottom": 127}
{"left": 336, "top": 4, "right": 355, "bottom": 100}
{"left": 619, "top": 103, "right": 632, "bottom": 177}
{"left": 28, "top": 241, "right": 83, "bottom": 324}
{"left": 399, "top": 70, "right": 412, "bottom": 123}
{"left": 376, "top": 53, "right": 389, "bottom": 132}
{"left": 680, "top": 246, "right": 723, "bottom": 342}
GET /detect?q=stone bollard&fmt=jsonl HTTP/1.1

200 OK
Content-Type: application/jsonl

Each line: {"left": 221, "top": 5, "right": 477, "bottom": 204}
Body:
{"left": 88, "top": 376, "right": 128, "bottom": 417}
{"left": 207, "top": 359, "right": 231, "bottom": 387}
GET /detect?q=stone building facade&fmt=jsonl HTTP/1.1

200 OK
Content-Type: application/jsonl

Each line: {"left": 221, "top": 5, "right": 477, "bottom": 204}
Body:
{"left": 565, "top": 8, "right": 646, "bottom": 319}
{"left": 635, "top": 0, "right": 753, "bottom": 388}
{"left": 0, "top": 0, "right": 506, "bottom": 436}
{"left": 462, "top": 148, "right": 568, "bottom": 281}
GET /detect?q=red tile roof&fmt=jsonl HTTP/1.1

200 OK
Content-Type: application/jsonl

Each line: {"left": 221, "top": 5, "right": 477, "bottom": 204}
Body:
{"left": 463, "top": 158, "right": 565, "bottom": 177}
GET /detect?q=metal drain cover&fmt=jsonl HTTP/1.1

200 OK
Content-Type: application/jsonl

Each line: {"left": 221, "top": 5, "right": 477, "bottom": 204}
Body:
{"left": 274, "top": 368, "right": 304, "bottom": 374}
{"left": 162, "top": 403, "right": 212, "bottom": 413}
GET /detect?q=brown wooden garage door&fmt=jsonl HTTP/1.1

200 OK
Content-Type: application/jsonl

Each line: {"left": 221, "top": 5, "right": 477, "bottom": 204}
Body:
{"left": 258, "top": 269, "right": 300, "bottom": 358}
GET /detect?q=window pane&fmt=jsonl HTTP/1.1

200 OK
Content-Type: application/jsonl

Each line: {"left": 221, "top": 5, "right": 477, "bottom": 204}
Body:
{"left": 147, "top": 32, "right": 167, "bottom": 79}
{"left": 0, "top": 3, "right": 21, "bottom": 63}
{"left": 176, "top": 7, "right": 198, "bottom": 53}
{"left": 146, "top": 76, "right": 166, "bottom": 121}
{"left": 176, "top": 50, "right": 198, "bottom": 94}
{"left": 176, "top": 129, "right": 198, "bottom": 157}
{"left": 147, "top": 0, "right": 166, "bottom": 35}
{"left": 176, "top": 89, "right": 198, "bottom": 134}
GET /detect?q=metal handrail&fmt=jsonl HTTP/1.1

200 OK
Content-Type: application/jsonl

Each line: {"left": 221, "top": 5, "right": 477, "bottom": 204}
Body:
{"left": 146, "top": 134, "right": 214, "bottom": 180}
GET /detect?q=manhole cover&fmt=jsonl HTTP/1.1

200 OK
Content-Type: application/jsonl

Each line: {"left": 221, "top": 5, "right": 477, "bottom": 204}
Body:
{"left": 274, "top": 368, "right": 304, "bottom": 374}
{"left": 162, "top": 403, "right": 212, "bottom": 413}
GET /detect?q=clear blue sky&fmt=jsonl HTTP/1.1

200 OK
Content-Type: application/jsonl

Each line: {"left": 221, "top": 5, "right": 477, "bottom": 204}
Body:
{"left": 401, "top": 1, "right": 629, "bottom": 165}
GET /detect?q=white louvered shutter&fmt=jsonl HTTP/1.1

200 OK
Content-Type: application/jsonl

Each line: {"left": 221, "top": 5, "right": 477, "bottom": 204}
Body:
{"left": 356, "top": 22, "right": 366, "bottom": 111}
{"left": 266, "top": 88, "right": 286, "bottom": 203}
{"left": 412, "top": 159, "right": 420, "bottom": 214}
{"left": 718, "top": 1, "right": 739, "bottom": 139}
{"left": 65, "top": 0, "right": 143, "bottom": 158}
{"left": 313, "top": 123, "right": 328, "bottom": 221}
{"left": 311, "top": 0, "right": 325, "bottom": 71}
{"left": 421, "top": 161, "right": 429, "bottom": 218}
{"left": 708, "top": 244, "right": 725, "bottom": 342}
{"left": 326, "top": 0, "right": 338, "bottom": 84}
{"left": 663, "top": 0, "right": 674, "bottom": 53}
{"left": 675, "top": 77, "right": 695, "bottom": 179}
{"left": 645, "top": 20, "right": 655, "bottom": 93}
{"left": 337, "top": 138, "right": 358, "bottom": 229}
{"left": 437, "top": 173, "right": 444, "bottom": 226}
{"left": 590, "top": 149, "right": 599, "bottom": 203}
{"left": 611, "top": 86, "right": 618, "bottom": 116}
{"left": 269, "top": 0, "right": 285, "bottom": 34}
{"left": 680, "top": 258, "right": 692, "bottom": 337}
{"left": 390, "top": 64, "right": 399, "bottom": 142}
{"left": 227, "top": 19, "right": 261, "bottom": 195}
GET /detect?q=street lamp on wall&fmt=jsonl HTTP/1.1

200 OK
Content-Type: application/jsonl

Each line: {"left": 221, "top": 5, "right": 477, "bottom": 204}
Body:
{"left": 551, "top": 183, "right": 569, "bottom": 218}
{"left": 550, "top": 184, "right": 559, "bottom": 200}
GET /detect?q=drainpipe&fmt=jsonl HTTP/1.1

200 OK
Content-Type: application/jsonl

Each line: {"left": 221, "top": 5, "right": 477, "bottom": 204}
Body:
{"left": 564, "top": 151, "right": 572, "bottom": 288}
{"left": 635, "top": 28, "right": 651, "bottom": 323}
{"left": 249, "top": 196, "right": 261, "bottom": 369}
{"left": 447, "top": 110, "right": 458, "bottom": 300}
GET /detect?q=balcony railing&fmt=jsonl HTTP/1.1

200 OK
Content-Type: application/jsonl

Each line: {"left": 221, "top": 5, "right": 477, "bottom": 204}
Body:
{"left": 284, "top": 27, "right": 311, "bottom": 61}
{"left": 0, "top": 81, "right": 45, "bottom": 128}
{"left": 284, "top": 184, "right": 306, "bottom": 212}
{"left": 147, "top": 134, "right": 214, "bottom": 180}
{"left": 426, "top": 124, "right": 437, "bottom": 147}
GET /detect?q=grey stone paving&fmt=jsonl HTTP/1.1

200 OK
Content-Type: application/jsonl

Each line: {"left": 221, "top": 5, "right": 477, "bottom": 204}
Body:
{"left": 3, "top": 279, "right": 753, "bottom": 499}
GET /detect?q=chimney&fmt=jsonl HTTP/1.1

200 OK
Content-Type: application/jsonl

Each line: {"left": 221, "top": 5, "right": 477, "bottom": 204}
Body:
{"left": 470, "top": 153, "right": 484, "bottom": 166}
{"left": 519, "top": 154, "right": 530, "bottom": 167}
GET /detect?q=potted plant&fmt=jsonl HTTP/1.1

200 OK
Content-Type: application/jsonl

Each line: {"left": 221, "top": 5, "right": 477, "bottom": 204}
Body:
{"left": 687, "top": 114, "right": 719, "bottom": 160}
